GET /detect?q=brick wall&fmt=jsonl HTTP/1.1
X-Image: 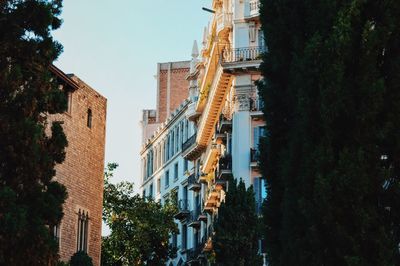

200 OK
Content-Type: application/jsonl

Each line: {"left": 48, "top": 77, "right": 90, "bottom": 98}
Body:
{"left": 157, "top": 62, "right": 190, "bottom": 123}
{"left": 49, "top": 74, "right": 107, "bottom": 266}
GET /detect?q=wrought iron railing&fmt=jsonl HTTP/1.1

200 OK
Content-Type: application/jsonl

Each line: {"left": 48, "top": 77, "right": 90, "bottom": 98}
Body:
{"left": 177, "top": 199, "right": 190, "bottom": 212}
{"left": 249, "top": 0, "right": 260, "bottom": 13}
{"left": 188, "top": 173, "right": 197, "bottom": 186}
{"left": 221, "top": 46, "right": 266, "bottom": 63}
{"left": 251, "top": 148, "right": 260, "bottom": 162}
{"left": 182, "top": 133, "right": 197, "bottom": 152}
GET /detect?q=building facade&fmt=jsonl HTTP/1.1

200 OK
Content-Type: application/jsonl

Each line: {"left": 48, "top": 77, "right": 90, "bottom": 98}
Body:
{"left": 49, "top": 66, "right": 107, "bottom": 266}
{"left": 140, "top": 0, "right": 266, "bottom": 264}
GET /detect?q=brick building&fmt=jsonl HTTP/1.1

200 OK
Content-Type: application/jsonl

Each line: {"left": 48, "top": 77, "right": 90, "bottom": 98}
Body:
{"left": 49, "top": 65, "right": 107, "bottom": 266}
{"left": 141, "top": 61, "right": 190, "bottom": 143}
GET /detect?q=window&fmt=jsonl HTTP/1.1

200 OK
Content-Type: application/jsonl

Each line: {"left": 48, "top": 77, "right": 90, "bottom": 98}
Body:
{"left": 53, "top": 224, "right": 61, "bottom": 245}
{"left": 254, "top": 177, "right": 267, "bottom": 214}
{"left": 175, "top": 127, "right": 179, "bottom": 152}
{"left": 180, "top": 121, "right": 184, "bottom": 147}
{"left": 174, "top": 163, "right": 179, "bottom": 181}
{"left": 253, "top": 126, "right": 267, "bottom": 150}
{"left": 165, "top": 171, "right": 170, "bottom": 188}
{"left": 182, "top": 224, "right": 187, "bottom": 250}
{"left": 184, "top": 159, "right": 188, "bottom": 172}
{"left": 142, "top": 189, "right": 146, "bottom": 198}
{"left": 172, "top": 233, "right": 178, "bottom": 249}
{"left": 87, "top": 109, "right": 92, "bottom": 128}
{"left": 149, "top": 183, "right": 153, "bottom": 199}
{"left": 157, "top": 178, "right": 161, "bottom": 194}
{"left": 65, "top": 91, "right": 72, "bottom": 114}
{"left": 171, "top": 132, "right": 175, "bottom": 157}
{"left": 77, "top": 209, "right": 89, "bottom": 252}
{"left": 185, "top": 120, "right": 189, "bottom": 141}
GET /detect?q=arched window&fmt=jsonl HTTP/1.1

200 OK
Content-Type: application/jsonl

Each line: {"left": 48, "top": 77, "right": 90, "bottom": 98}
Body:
{"left": 87, "top": 109, "right": 92, "bottom": 128}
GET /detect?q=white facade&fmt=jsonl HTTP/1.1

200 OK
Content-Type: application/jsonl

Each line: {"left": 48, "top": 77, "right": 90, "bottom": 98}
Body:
{"left": 140, "top": 0, "right": 266, "bottom": 265}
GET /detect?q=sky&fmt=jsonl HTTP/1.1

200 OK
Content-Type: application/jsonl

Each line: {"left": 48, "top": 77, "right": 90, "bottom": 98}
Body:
{"left": 53, "top": 1, "right": 212, "bottom": 188}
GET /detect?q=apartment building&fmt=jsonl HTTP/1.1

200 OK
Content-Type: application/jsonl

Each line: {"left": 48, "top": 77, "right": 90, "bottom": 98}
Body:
{"left": 140, "top": 0, "right": 266, "bottom": 264}
{"left": 49, "top": 65, "right": 107, "bottom": 266}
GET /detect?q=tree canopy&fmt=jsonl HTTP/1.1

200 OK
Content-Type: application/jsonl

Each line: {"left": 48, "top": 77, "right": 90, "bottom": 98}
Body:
{"left": 0, "top": 1, "right": 68, "bottom": 265}
{"left": 102, "top": 163, "right": 178, "bottom": 266}
{"left": 213, "top": 178, "right": 262, "bottom": 266}
{"left": 259, "top": 0, "right": 400, "bottom": 265}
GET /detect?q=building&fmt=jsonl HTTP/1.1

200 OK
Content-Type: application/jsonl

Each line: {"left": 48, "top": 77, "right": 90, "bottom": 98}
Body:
{"left": 49, "top": 65, "right": 107, "bottom": 266}
{"left": 140, "top": 0, "right": 266, "bottom": 264}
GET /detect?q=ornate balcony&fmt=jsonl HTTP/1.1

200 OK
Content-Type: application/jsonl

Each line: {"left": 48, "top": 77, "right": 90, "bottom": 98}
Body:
{"left": 249, "top": 0, "right": 260, "bottom": 17}
{"left": 174, "top": 199, "right": 190, "bottom": 220}
{"left": 222, "top": 46, "right": 265, "bottom": 63}
{"left": 216, "top": 12, "right": 233, "bottom": 36}
{"left": 188, "top": 173, "right": 201, "bottom": 191}
{"left": 217, "top": 115, "right": 232, "bottom": 133}
{"left": 186, "top": 101, "right": 201, "bottom": 121}
{"left": 250, "top": 89, "right": 264, "bottom": 118}
{"left": 202, "top": 143, "right": 221, "bottom": 174}
{"left": 182, "top": 134, "right": 196, "bottom": 153}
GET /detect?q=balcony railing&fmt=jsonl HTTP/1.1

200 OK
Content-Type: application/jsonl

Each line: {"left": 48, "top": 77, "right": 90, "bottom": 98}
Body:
{"left": 187, "top": 244, "right": 204, "bottom": 262}
{"left": 182, "top": 133, "right": 197, "bottom": 153}
{"left": 251, "top": 148, "right": 260, "bottom": 163}
{"left": 221, "top": 46, "right": 265, "bottom": 63}
{"left": 188, "top": 209, "right": 201, "bottom": 228}
{"left": 249, "top": 0, "right": 260, "bottom": 16}
{"left": 188, "top": 173, "right": 201, "bottom": 191}
{"left": 217, "top": 154, "right": 232, "bottom": 179}
{"left": 174, "top": 199, "right": 190, "bottom": 220}
{"left": 216, "top": 12, "right": 233, "bottom": 34}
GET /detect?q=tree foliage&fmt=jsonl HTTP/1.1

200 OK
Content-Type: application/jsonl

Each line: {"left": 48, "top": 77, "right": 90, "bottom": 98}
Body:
{"left": 0, "top": 1, "right": 67, "bottom": 265}
{"left": 213, "top": 178, "right": 262, "bottom": 266}
{"left": 70, "top": 251, "right": 93, "bottom": 266}
{"left": 102, "top": 163, "right": 178, "bottom": 266}
{"left": 259, "top": 0, "right": 400, "bottom": 265}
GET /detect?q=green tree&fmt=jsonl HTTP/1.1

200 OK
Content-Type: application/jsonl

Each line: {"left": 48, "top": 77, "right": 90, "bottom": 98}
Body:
{"left": 213, "top": 178, "right": 262, "bottom": 266}
{"left": 102, "top": 163, "right": 178, "bottom": 266}
{"left": 70, "top": 251, "right": 93, "bottom": 266}
{"left": 0, "top": 1, "right": 68, "bottom": 265}
{"left": 259, "top": 0, "right": 400, "bottom": 265}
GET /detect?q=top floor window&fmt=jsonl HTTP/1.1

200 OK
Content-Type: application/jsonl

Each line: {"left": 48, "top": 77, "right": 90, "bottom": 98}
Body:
{"left": 87, "top": 108, "right": 92, "bottom": 128}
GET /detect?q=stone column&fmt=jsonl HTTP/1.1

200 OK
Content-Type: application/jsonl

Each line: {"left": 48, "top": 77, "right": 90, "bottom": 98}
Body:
{"left": 232, "top": 75, "right": 252, "bottom": 188}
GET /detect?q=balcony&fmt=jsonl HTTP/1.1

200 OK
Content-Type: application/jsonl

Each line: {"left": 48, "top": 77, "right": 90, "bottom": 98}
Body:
{"left": 202, "top": 143, "right": 221, "bottom": 174}
{"left": 216, "top": 12, "right": 233, "bottom": 36}
{"left": 250, "top": 92, "right": 264, "bottom": 118}
{"left": 186, "top": 101, "right": 200, "bottom": 121}
{"left": 196, "top": 65, "right": 233, "bottom": 152}
{"left": 250, "top": 148, "right": 260, "bottom": 168}
{"left": 222, "top": 46, "right": 265, "bottom": 63}
{"left": 188, "top": 173, "right": 200, "bottom": 191}
{"left": 186, "top": 245, "right": 204, "bottom": 263}
{"left": 174, "top": 199, "right": 190, "bottom": 220}
{"left": 221, "top": 46, "right": 265, "bottom": 72}
{"left": 217, "top": 115, "right": 232, "bottom": 133}
{"left": 182, "top": 134, "right": 196, "bottom": 153}
{"left": 249, "top": 0, "right": 260, "bottom": 17}
{"left": 217, "top": 154, "right": 232, "bottom": 180}
{"left": 188, "top": 210, "right": 201, "bottom": 228}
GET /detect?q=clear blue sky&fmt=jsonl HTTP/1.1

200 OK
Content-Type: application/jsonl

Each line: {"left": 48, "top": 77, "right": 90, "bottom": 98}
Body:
{"left": 53, "top": 1, "right": 212, "bottom": 187}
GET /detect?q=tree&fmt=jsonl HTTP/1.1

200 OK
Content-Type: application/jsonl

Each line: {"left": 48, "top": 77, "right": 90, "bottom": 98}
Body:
{"left": 102, "top": 163, "right": 178, "bottom": 266}
{"left": 259, "top": 0, "right": 400, "bottom": 265}
{"left": 213, "top": 178, "right": 262, "bottom": 266}
{"left": 70, "top": 251, "right": 93, "bottom": 266}
{"left": 0, "top": 1, "right": 68, "bottom": 265}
